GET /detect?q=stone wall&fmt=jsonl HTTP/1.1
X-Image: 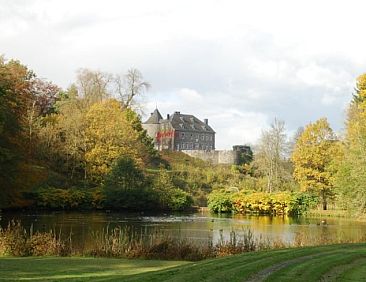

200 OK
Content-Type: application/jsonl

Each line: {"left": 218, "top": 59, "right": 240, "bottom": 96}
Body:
{"left": 182, "top": 150, "right": 239, "bottom": 165}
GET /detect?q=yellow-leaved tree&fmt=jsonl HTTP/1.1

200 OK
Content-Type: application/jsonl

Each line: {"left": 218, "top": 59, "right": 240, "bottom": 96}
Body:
{"left": 84, "top": 99, "right": 146, "bottom": 181}
{"left": 291, "top": 118, "right": 342, "bottom": 210}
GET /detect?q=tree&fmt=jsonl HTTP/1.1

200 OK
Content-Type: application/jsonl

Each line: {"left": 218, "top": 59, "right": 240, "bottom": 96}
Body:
{"left": 26, "top": 78, "right": 61, "bottom": 155}
{"left": 335, "top": 74, "right": 366, "bottom": 213}
{"left": 103, "top": 157, "right": 149, "bottom": 209}
{"left": 84, "top": 99, "right": 147, "bottom": 182}
{"left": 115, "top": 68, "right": 150, "bottom": 110}
{"left": 292, "top": 118, "right": 341, "bottom": 210}
{"left": 255, "top": 118, "right": 288, "bottom": 192}
{"left": 0, "top": 57, "right": 34, "bottom": 206}
{"left": 76, "top": 69, "right": 112, "bottom": 107}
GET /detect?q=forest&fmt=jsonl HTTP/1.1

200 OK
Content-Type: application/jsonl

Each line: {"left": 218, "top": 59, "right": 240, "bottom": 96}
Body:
{"left": 0, "top": 56, "right": 365, "bottom": 216}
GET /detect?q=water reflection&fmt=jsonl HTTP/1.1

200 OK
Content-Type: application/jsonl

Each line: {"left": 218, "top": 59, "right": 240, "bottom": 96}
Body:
{"left": 0, "top": 210, "right": 365, "bottom": 248}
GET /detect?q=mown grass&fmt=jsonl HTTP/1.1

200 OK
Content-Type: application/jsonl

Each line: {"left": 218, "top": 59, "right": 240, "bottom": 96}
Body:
{"left": 1, "top": 243, "right": 365, "bottom": 281}
{"left": 0, "top": 257, "right": 188, "bottom": 281}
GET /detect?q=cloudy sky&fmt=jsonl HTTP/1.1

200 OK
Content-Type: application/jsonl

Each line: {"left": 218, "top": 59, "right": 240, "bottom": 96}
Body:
{"left": 1, "top": 0, "right": 365, "bottom": 149}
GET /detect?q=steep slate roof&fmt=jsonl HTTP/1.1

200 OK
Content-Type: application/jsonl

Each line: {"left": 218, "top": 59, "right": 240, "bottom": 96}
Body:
{"left": 170, "top": 112, "right": 215, "bottom": 133}
{"left": 144, "top": 109, "right": 215, "bottom": 133}
{"left": 144, "top": 109, "right": 163, "bottom": 124}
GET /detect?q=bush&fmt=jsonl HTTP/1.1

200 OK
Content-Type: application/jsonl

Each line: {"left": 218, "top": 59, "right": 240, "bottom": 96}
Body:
{"left": 208, "top": 190, "right": 319, "bottom": 215}
{"left": 153, "top": 169, "right": 193, "bottom": 210}
{"left": 32, "top": 187, "right": 99, "bottom": 209}
{"left": 233, "top": 191, "right": 318, "bottom": 215}
{"left": 207, "top": 190, "right": 234, "bottom": 213}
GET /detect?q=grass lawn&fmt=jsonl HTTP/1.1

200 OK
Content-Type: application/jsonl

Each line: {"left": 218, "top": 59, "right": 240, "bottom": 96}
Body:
{"left": 1, "top": 243, "right": 366, "bottom": 281}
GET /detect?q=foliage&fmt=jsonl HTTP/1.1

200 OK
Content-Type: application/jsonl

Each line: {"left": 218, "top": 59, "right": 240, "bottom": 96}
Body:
{"left": 207, "top": 190, "right": 234, "bottom": 213}
{"left": 334, "top": 74, "right": 366, "bottom": 214}
{"left": 207, "top": 190, "right": 318, "bottom": 215}
{"left": 84, "top": 100, "right": 147, "bottom": 181}
{"left": 31, "top": 187, "right": 103, "bottom": 210}
{"left": 103, "top": 157, "right": 154, "bottom": 210}
{"left": 152, "top": 169, "right": 193, "bottom": 210}
{"left": 291, "top": 118, "right": 342, "bottom": 210}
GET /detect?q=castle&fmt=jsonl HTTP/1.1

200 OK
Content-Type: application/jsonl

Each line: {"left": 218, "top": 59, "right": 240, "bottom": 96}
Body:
{"left": 142, "top": 109, "right": 252, "bottom": 165}
{"left": 142, "top": 109, "right": 215, "bottom": 151}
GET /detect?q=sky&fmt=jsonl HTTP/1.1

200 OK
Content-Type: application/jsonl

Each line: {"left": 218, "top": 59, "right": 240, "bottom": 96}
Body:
{"left": 1, "top": 0, "right": 366, "bottom": 149}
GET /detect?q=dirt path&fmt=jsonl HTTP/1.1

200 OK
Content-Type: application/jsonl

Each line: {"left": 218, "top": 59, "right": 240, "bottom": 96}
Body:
{"left": 245, "top": 253, "right": 320, "bottom": 282}
{"left": 320, "top": 256, "right": 366, "bottom": 282}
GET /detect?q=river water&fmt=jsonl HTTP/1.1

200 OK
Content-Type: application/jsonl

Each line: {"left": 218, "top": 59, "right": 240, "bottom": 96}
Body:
{"left": 1, "top": 210, "right": 365, "bottom": 248}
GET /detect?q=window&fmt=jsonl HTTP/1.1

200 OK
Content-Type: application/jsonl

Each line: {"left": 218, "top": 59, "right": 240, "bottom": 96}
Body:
{"left": 181, "top": 132, "right": 185, "bottom": 139}
{"left": 195, "top": 143, "right": 199, "bottom": 149}
{"left": 201, "top": 134, "right": 204, "bottom": 140}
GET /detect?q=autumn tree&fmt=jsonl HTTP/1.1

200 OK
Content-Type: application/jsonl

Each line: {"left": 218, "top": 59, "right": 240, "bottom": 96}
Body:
{"left": 335, "top": 74, "right": 366, "bottom": 213}
{"left": 84, "top": 99, "right": 150, "bottom": 182}
{"left": 26, "top": 78, "right": 61, "bottom": 155}
{"left": 292, "top": 118, "right": 341, "bottom": 210}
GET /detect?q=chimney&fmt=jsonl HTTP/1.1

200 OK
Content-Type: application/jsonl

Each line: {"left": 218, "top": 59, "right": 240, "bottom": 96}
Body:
{"left": 150, "top": 113, "right": 153, "bottom": 116}
{"left": 174, "top": 111, "right": 180, "bottom": 115}
{"left": 167, "top": 114, "right": 170, "bottom": 120}
{"left": 204, "top": 119, "right": 208, "bottom": 125}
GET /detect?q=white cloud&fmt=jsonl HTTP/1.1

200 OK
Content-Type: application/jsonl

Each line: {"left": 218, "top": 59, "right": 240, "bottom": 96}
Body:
{"left": 0, "top": 0, "right": 364, "bottom": 148}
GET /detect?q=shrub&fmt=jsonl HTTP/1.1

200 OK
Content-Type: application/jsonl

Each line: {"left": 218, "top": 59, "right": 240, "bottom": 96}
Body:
{"left": 208, "top": 191, "right": 319, "bottom": 215}
{"left": 153, "top": 169, "right": 193, "bottom": 210}
{"left": 32, "top": 187, "right": 95, "bottom": 209}
{"left": 207, "top": 190, "right": 234, "bottom": 213}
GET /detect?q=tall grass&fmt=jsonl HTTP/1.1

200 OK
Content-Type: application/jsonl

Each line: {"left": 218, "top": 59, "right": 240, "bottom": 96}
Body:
{"left": 1, "top": 221, "right": 365, "bottom": 260}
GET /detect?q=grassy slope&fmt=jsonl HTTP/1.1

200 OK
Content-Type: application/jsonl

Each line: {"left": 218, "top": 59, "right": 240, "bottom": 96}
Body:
{"left": 1, "top": 244, "right": 366, "bottom": 281}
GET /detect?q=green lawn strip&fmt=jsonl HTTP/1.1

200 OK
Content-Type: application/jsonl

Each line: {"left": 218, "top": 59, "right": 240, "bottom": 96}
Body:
{"left": 335, "top": 257, "right": 366, "bottom": 282}
{"left": 123, "top": 245, "right": 348, "bottom": 282}
{"left": 0, "top": 244, "right": 365, "bottom": 282}
{"left": 121, "top": 248, "right": 308, "bottom": 282}
{"left": 0, "top": 257, "right": 189, "bottom": 281}
{"left": 265, "top": 246, "right": 366, "bottom": 282}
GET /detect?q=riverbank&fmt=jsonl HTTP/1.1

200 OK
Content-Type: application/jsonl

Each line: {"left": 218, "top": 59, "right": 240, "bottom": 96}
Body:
{"left": 1, "top": 243, "right": 365, "bottom": 281}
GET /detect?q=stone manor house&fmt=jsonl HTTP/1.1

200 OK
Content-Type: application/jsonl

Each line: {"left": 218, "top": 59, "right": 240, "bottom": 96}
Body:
{"left": 143, "top": 109, "right": 252, "bottom": 165}
{"left": 142, "top": 109, "right": 215, "bottom": 151}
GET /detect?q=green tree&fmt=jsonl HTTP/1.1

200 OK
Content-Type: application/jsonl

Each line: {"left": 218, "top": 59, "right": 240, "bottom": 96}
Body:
{"left": 103, "top": 157, "right": 149, "bottom": 209}
{"left": 292, "top": 118, "right": 341, "bottom": 210}
{"left": 335, "top": 74, "right": 366, "bottom": 213}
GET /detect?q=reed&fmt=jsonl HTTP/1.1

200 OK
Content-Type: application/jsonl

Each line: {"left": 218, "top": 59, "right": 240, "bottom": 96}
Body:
{"left": 1, "top": 221, "right": 365, "bottom": 260}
